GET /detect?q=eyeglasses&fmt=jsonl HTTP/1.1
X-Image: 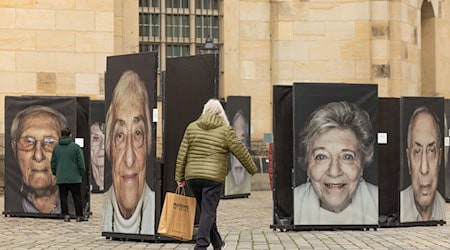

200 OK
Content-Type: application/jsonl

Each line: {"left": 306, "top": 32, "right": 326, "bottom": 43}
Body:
{"left": 17, "top": 136, "right": 57, "bottom": 152}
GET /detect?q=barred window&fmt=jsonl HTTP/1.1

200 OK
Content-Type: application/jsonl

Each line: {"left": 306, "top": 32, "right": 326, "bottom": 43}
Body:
{"left": 195, "top": 15, "right": 218, "bottom": 40}
{"left": 139, "top": 13, "right": 160, "bottom": 38}
{"left": 196, "top": 0, "right": 218, "bottom": 10}
{"left": 166, "top": 0, "right": 188, "bottom": 9}
{"left": 139, "top": 43, "right": 159, "bottom": 53}
{"left": 139, "top": 0, "right": 160, "bottom": 8}
{"left": 167, "top": 15, "right": 189, "bottom": 38}
{"left": 166, "top": 44, "right": 190, "bottom": 58}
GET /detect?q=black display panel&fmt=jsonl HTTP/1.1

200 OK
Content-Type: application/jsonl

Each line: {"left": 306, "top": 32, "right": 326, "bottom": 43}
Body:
{"left": 378, "top": 98, "right": 400, "bottom": 226}
{"left": 444, "top": 99, "right": 450, "bottom": 201}
{"left": 272, "top": 86, "right": 293, "bottom": 225}
{"left": 162, "top": 54, "right": 218, "bottom": 196}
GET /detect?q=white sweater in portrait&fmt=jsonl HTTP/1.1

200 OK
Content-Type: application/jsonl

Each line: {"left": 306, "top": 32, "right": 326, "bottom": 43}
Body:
{"left": 293, "top": 180, "right": 378, "bottom": 225}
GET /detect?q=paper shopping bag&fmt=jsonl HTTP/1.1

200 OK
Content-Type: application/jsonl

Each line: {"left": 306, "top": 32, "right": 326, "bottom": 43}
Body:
{"left": 158, "top": 188, "right": 196, "bottom": 241}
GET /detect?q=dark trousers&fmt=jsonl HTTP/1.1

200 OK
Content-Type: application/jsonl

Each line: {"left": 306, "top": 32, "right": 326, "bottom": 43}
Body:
{"left": 187, "top": 179, "right": 223, "bottom": 250}
{"left": 58, "top": 183, "right": 83, "bottom": 217}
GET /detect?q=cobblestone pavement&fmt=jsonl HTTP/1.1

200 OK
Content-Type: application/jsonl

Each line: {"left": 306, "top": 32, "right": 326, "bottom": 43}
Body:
{"left": 1, "top": 191, "right": 450, "bottom": 249}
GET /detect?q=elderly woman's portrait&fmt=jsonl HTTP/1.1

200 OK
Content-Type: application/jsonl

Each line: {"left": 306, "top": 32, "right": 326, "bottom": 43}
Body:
{"left": 90, "top": 122, "right": 105, "bottom": 192}
{"left": 102, "top": 52, "right": 157, "bottom": 235}
{"left": 293, "top": 101, "right": 378, "bottom": 225}
{"left": 90, "top": 100, "right": 105, "bottom": 193}
{"left": 226, "top": 110, "right": 251, "bottom": 195}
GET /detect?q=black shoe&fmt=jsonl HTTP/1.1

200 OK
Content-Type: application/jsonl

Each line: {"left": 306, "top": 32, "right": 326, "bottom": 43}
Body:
{"left": 64, "top": 215, "right": 70, "bottom": 222}
{"left": 76, "top": 216, "right": 88, "bottom": 222}
{"left": 214, "top": 241, "right": 225, "bottom": 250}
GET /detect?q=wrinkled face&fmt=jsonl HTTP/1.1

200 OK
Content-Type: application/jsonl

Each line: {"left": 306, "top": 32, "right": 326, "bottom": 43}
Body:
{"left": 407, "top": 113, "right": 441, "bottom": 211}
{"left": 308, "top": 128, "right": 363, "bottom": 213}
{"left": 230, "top": 115, "right": 248, "bottom": 186}
{"left": 90, "top": 123, "right": 105, "bottom": 168}
{"left": 111, "top": 98, "right": 148, "bottom": 218}
{"left": 16, "top": 114, "right": 59, "bottom": 192}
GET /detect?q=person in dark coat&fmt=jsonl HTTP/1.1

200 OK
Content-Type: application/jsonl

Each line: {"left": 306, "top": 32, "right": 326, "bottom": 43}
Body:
{"left": 51, "top": 127, "right": 86, "bottom": 222}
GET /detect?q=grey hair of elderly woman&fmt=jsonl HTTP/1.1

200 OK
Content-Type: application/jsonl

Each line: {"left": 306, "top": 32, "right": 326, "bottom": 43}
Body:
{"left": 297, "top": 101, "right": 374, "bottom": 170}
{"left": 202, "top": 99, "right": 230, "bottom": 125}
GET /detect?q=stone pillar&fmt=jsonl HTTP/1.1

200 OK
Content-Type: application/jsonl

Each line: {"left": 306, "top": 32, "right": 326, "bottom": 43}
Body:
{"left": 370, "top": 0, "right": 391, "bottom": 96}
{"left": 114, "top": 0, "right": 139, "bottom": 54}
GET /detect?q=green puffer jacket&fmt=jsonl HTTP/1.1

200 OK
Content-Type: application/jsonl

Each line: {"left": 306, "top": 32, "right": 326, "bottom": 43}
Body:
{"left": 51, "top": 136, "right": 85, "bottom": 184}
{"left": 175, "top": 112, "right": 257, "bottom": 184}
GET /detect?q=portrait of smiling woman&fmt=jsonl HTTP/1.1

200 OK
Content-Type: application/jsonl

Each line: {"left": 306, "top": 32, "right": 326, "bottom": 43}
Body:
{"left": 294, "top": 101, "right": 378, "bottom": 225}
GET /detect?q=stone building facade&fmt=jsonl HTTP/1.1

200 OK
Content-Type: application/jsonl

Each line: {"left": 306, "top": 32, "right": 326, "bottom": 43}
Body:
{"left": 222, "top": 0, "right": 450, "bottom": 141}
{"left": 0, "top": 0, "right": 449, "bottom": 187}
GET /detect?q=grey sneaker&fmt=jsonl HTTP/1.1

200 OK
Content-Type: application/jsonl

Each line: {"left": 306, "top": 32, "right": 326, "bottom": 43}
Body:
{"left": 64, "top": 215, "right": 70, "bottom": 222}
{"left": 76, "top": 216, "right": 88, "bottom": 222}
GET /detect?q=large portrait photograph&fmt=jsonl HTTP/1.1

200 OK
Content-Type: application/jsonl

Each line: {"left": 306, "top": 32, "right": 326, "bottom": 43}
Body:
{"left": 4, "top": 96, "right": 79, "bottom": 217}
{"left": 292, "top": 83, "right": 378, "bottom": 226}
{"left": 103, "top": 52, "right": 157, "bottom": 235}
{"left": 224, "top": 96, "right": 251, "bottom": 196}
{"left": 90, "top": 100, "right": 105, "bottom": 193}
{"left": 400, "top": 97, "right": 446, "bottom": 223}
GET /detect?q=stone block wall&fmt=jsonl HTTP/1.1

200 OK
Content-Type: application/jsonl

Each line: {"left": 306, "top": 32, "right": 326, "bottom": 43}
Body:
{"left": 223, "top": 0, "right": 272, "bottom": 140}
{"left": 224, "top": 0, "right": 450, "bottom": 145}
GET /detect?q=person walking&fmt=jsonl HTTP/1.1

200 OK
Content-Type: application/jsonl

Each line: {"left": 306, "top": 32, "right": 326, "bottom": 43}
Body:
{"left": 175, "top": 99, "right": 257, "bottom": 250}
{"left": 51, "top": 127, "right": 86, "bottom": 222}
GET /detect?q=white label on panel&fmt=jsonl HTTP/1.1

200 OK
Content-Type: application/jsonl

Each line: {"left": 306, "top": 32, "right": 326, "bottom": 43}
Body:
{"left": 153, "top": 108, "right": 158, "bottom": 123}
{"left": 378, "top": 132, "right": 388, "bottom": 144}
{"left": 75, "top": 138, "right": 84, "bottom": 148}
{"left": 445, "top": 137, "right": 450, "bottom": 147}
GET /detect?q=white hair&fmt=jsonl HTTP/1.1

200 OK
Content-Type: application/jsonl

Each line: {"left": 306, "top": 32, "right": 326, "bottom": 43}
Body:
{"left": 202, "top": 99, "right": 229, "bottom": 125}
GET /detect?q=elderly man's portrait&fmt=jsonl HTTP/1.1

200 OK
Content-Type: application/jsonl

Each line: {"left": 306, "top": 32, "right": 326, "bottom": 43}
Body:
{"left": 293, "top": 101, "right": 378, "bottom": 225}
{"left": 225, "top": 109, "right": 252, "bottom": 195}
{"left": 90, "top": 122, "right": 105, "bottom": 192}
{"left": 4, "top": 97, "right": 79, "bottom": 215}
{"left": 103, "top": 53, "right": 157, "bottom": 235}
{"left": 400, "top": 101, "right": 446, "bottom": 223}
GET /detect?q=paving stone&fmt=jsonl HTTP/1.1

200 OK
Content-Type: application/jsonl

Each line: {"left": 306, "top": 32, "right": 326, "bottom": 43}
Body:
{"left": 2, "top": 191, "right": 450, "bottom": 249}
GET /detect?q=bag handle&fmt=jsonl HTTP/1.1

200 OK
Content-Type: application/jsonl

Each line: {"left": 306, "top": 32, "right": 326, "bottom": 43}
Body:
{"left": 175, "top": 186, "right": 186, "bottom": 196}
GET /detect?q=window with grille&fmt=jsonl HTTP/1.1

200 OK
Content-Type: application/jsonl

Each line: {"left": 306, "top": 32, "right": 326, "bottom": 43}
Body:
{"left": 139, "top": 13, "right": 160, "bottom": 38}
{"left": 139, "top": 0, "right": 160, "bottom": 8}
{"left": 196, "top": 0, "right": 219, "bottom": 10}
{"left": 166, "top": 15, "right": 189, "bottom": 38}
{"left": 166, "top": 44, "right": 190, "bottom": 58}
{"left": 195, "top": 15, "right": 218, "bottom": 40}
{"left": 166, "top": 0, "right": 188, "bottom": 9}
{"left": 139, "top": 0, "right": 220, "bottom": 60}
{"left": 139, "top": 43, "right": 160, "bottom": 53}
